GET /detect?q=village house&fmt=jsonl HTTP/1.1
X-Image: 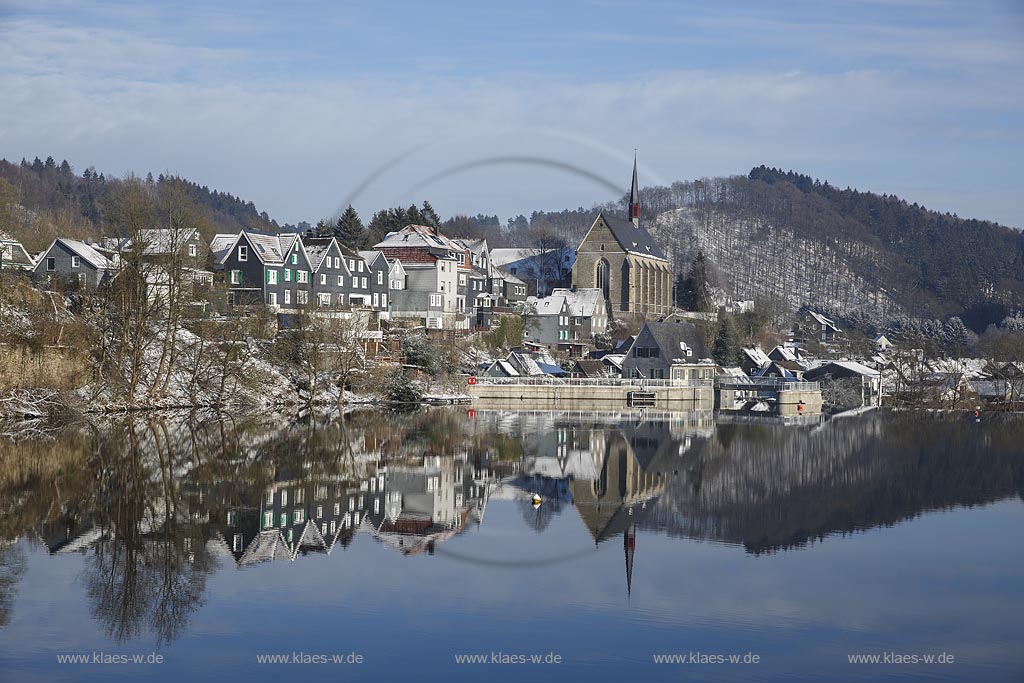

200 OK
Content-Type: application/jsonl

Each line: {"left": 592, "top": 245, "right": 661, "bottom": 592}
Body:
{"left": 301, "top": 235, "right": 354, "bottom": 309}
{"left": 523, "top": 294, "right": 572, "bottom": 351}
{"left": 33, "top": 238, "right": 117, "bottom": 289}
{"left": 212, "top": 231, "right": 313, "bottom": 311}
{"left": 551, "top": 287, "right": 608, "bottom": 344}
{"left": 572, "top": 158, "right": 672, "bottom": 319}
{"left": 357, "top": 250, "right": 392, "bottom": 312}
{"left": 804, "top": 360, "right": 882, "bottom": 406}
{"left": 105, "top": 227, "right": 206, "bottom": 266}
{"left": 796, "top": 310, "right": 841, "bottom": 344}
{"left": 374, "top": 224, "right": 468, "bottom": 329}
{"left": 621, "top": 318, "right": 712, "bottom": 379}
{"left": 490, "top": 246, "right": 575, "bottom": 297}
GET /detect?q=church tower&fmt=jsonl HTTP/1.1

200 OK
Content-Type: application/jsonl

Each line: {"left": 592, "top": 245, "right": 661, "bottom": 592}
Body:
{"left": 629, "top": 154, "right": 641, "bottom": 228}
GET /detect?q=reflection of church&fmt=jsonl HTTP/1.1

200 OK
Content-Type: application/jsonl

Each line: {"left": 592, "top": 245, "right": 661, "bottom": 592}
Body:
{"left": 572, "top": 158, "right": 673, "bottom": 319}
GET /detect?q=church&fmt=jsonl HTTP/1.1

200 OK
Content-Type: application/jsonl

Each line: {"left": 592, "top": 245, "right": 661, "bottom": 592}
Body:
{"left": 572, "top": 158, "right": 672, "bottom": 319}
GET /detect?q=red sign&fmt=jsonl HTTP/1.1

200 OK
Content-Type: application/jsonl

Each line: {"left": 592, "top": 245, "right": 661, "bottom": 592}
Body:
{"left": 467, "top": 376, "right": 478, "bottom": 385}
{"left": 467, "top": 409, "right": 476, "bottom": 419}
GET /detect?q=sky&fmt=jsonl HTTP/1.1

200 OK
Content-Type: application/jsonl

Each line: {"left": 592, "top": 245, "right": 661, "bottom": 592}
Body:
{"left": 0, "top": 0, "right": 1022, "bottom": 228}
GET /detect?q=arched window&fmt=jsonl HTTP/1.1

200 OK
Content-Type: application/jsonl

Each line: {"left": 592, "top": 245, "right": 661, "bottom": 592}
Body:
{"left": 595, "top": 258, "right": 610, "bottom": 300}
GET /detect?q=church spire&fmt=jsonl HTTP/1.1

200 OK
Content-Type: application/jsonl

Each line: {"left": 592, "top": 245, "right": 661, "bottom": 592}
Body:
{"left": 629, "top": 153, "right": 640, "bottom": 228}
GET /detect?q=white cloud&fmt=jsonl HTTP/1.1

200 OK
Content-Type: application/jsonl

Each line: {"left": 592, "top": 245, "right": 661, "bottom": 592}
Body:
{"left": 0, "top": 13, "right": 1020, "bottom": 228}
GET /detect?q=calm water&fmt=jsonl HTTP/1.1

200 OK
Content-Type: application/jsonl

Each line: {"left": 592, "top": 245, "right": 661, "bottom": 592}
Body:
{"left": 0, "top": 408, "right": 1022, "bottom": 682}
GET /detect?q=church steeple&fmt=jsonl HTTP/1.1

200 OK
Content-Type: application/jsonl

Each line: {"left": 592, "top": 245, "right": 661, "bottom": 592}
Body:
{"left": 629, "top": 154, "right": 640, "bottom": 228}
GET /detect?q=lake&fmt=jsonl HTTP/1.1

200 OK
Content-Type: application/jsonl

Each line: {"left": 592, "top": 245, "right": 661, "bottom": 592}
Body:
{"left": 1, "top": 408, "right": 1022, "bottom": 682}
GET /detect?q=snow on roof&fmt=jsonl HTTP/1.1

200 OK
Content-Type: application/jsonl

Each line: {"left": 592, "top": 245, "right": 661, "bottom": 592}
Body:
{"left": 828, "top": 360, "right": 880, "bottom": 377}
{"left": 55, "top": 239, "right": 116, "bottom": 270}
{"left": 374, "top": 224, "right": 462, "bottom": 253}
{"left": 771, "top": 345, "right": 798, "bottom": 362}
{"left": 550, "top": 287, "right": 603, "bottom": 317}
{"left": 808, "top": 311, "right": 840, "bottom": 331}
{"left": 743, "top": 347, "right": 771, "bottom": 367}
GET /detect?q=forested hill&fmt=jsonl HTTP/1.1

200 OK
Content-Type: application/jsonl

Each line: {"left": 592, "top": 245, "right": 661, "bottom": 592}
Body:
{"left": 0, "top": 157, "right": 281, "bottom": 251}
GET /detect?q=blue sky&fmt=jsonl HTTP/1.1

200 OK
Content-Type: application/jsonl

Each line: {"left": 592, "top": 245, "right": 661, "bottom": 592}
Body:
{"left": 1, "top": 0, "right": 1022, "bottom": 227}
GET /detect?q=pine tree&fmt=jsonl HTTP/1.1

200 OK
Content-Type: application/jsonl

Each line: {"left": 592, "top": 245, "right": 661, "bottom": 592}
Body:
{"left": 420, "top": 201, "right": 441, "bottom": 229}
{"left": 678, "top": 251, "right": 714, "bottom": 312}
{"left": 713, "top": 316, "right": 740, "bottom": 365}
{"left": 334, "top": 205, "right": 366, "bottom": 249}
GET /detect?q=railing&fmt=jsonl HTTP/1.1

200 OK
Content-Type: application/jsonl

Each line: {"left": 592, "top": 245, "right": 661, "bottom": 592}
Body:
{"left": 470, "top": 376, "right": 714, "bottom": 389}
{"left": 717, "top": 379, "right": 820, "bottom": 392}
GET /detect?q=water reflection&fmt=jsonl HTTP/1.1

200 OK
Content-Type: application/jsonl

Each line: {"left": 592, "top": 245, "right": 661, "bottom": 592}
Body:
{"left": 1, "top": 408, "right": 1023, "bottom": 646}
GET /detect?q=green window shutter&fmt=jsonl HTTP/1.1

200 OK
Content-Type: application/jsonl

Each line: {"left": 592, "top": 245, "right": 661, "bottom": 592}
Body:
{"left": 265, "top": 269, "right": 270, "bottom": 284}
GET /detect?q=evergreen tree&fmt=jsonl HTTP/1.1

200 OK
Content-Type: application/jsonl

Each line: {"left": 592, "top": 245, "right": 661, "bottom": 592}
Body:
{"left": 334, "top": 205, "right": 366, "bottom": 249}
{"left": 420, "top": 201, "right": 441, "bottom": 229}
{"left": 712, "top": 316, "right": 741, "bottom": 365}
{"left": 677, "top": 251, "right": 714, "bottom": 312}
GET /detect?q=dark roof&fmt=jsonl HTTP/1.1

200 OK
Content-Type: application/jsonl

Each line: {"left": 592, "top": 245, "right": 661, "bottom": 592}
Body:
{"left": 642, "top": 319, "right": 710, "bottom": 362}
{"left": 599, "top": 211, "right": 667, "bottom": 260}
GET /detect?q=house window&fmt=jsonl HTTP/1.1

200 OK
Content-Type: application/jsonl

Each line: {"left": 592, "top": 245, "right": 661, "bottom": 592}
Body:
{"left": 284, "top": 289, "right": 291, "bottom": 305}
{"left": 297, "top": 290, "right": 307, "bottom": 305}
{"left": 373, "top": 293, "right": 379, "bottom": 307}
{"left": 267, "top": 269, "right": 278, "bottom": 285}
{"left": 227, "top": 511, "right": 236, "bottom": 526}
{"left": 381, "top": 293, "right": 387, "bottom": 308}
{"left": 374, "top": 498, "right": 380, "bottom": 514}
{"left": 377, "top": 270, "right": 383, "bottom": 285}
{"left": 46, "top": 257, "right": 55, "bottom": 271}
{"left": 348, "top": 259, "right": 355, "bottom": 270}
{"left": 230, "top": 270, "right": 241, "bottom": 284}
{"left": 294, "top": 509, "right": 305, "bottom": 524}
{"left": 320, "top": 273, "right": 326, "bottom": 285}
{"left": 263, "top": 511, "right": 274, "bottom": 528}
{"left": 316, "top": 506, "right": 323, "bottom": 519}
{"left": 284, "top": 268, "right": 291, "bottom": 282}
{"left": 71, "top": 256, "right": 80, "bottom": 268}
{"left": 334, "top": 257, "right": 341, "bottom": 269}
{"left": 279, "top": 513, "right": 288, "bottom": 527}
{"left": 238, "top": 245, "right": 247, "bottom": 261}
{"left": 268, "top": 292, "right": 277, "bottom": 305}
{"left": 334, "top": 503, "right": 341, "bottom": 515}
{"left": 281, "top": 490, "right": 288, "bottom": 506}
{"left": 188, "top": 244, "right": 197, "bottom": 257}
{"left": 357, "top": 261, "right": 364, "bottom": 272}
{"left": 297, "top": 270, "right": 308, "bottom": 284}
{"left": 266, "top": 490, "right": 274, "bottom": 505}
{"left": 291, "top": 253, "right": 298, "bottom": 265}
{"left": 361, "top": 277, "right": 367, "bottom": 289}
{"left": 333, "top": 275, "right": 341, "bottom": 286}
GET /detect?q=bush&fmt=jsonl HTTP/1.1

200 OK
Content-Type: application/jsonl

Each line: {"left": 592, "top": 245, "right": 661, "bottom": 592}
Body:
{"left": 382, "top": 369, "right": 423, "bottom": 404}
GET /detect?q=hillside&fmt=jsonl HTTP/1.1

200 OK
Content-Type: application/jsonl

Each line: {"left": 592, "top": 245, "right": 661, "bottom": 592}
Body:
{"left": 516, "top": 168, "right": 1024, "bottom": 330}
{"left": 0, "top": 157, "right": 282, "bottom": 252}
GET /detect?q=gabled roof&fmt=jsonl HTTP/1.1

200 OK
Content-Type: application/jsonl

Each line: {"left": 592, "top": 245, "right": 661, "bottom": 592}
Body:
{"left": 532, "top": 294, "right": 569, "bottom": 315}
{"left": 550, "top": 287, "right": 604, "bottom": 317}
{"left": 0, "top": 238, "right": 35, "bottom": 268}
{"left": 637, "top": 319, "right": 711, "bottom": 363}
{"left": 215, "top": 231, "right": 306, "bottom": 267}
{"left": 108, "top": 228, "right": 199, "bottom": 255}
{"left": 210, "top": 233, "right": 238, "bottom": 262}
{"left": 807, "top": 311, "right": 840, "bottom": 332}
{"left": 358, "top": 250, "right": 389, "bottom": 269}
{"left": 593, "top": 211, "right": 667, "bottom": 260}
{"left": 374, "top": 224, "right": 462, "bottom": 255}
{"left": 45, "top": 239, "right": 116, "bottom": 270}
{"left": 742, "top": 347, "right": 772, "bottom": 368}
{"left": 300, "top": 235, "right": 338, "bottom": 271}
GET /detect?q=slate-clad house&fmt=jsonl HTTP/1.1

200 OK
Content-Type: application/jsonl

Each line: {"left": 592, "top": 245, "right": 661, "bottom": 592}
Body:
{"left": 213, "top": 231, "right": 313, "bottom": 310}
{"left": 106, "top": 227, "right": 206, "bottom": 267}
{"left": 302, "top": 235, "right": 352, "bottom": 308}
{"left": 622, "top": 318, "right": 712, "bottom": 379}
{"left": 375, "top": 224, "right": 467, "bottom": 328}
{"left": 572, "top": 158, "right": 672, "bottom": 318}
{"left": 33, "top": 238, "right": 117, "bottom": 289}
{"left": 358, "top": 250, "right": 391, "bottom": 312}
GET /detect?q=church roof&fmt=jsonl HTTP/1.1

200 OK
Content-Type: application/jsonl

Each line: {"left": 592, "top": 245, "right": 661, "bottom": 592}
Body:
{"left": 598, "top": 211, "right": 667, "bottom": 261}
